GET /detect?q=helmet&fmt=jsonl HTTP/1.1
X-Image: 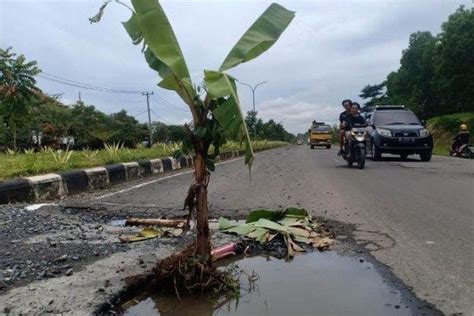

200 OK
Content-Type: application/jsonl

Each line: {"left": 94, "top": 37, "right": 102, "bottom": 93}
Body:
{"left": 460, "top": 124, "right": 468, "bottom": 131}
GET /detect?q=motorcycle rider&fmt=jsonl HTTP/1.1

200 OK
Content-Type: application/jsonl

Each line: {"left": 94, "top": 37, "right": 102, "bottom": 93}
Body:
{"left": 342, "top": 103, "right": 367, "bottom": 153}
{"left": 337, "top": 99, "right": 352, "bottom": 156}
{"left": 452, "top": 124, "right": 470, "bottom": 153}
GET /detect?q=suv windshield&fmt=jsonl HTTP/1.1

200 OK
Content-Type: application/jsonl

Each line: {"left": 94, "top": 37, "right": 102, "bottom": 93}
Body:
{"left": 312, "top": 125, "right": 331, "bottom": 132}
{"left": 373, "top": 111, "right": 421, "bottom": 126}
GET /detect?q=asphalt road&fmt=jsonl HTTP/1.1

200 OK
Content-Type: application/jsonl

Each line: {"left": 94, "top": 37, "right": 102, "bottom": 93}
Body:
{"left": 90, "top": 145, "right": 474, "bottom": 315}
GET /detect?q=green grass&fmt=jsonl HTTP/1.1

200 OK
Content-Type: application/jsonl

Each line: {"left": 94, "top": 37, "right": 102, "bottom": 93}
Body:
{"left": 0, "top": 140, "right": 287, "bottom": 181}
{"left": 427, "top": 112, "right": 474, "bottom": 156}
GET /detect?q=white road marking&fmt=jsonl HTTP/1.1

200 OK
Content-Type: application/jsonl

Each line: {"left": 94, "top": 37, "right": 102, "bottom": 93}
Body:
{"left": 425, "top": 240, "right": 436, "bottom": 245}
{"left": 95, "top": 157, "right": 244, "bottom": 200}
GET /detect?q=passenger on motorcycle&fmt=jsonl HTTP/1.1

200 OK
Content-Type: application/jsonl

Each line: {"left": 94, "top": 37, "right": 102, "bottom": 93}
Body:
{"left": 342, "top": 103, "right": 366, "bottom": 151}
{"left": 452, "top": 124, "right": 470, "bottom": 152}
{"left": 337, "top": 99, "right": 352, "bottom": 156}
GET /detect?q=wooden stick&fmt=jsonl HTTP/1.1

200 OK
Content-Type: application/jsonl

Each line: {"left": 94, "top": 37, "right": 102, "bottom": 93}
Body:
{"left": 125, "top": 218, "right": 186, "bottom": 228}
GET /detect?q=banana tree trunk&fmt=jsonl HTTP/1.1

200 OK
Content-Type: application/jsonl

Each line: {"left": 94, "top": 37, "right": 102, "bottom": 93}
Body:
{"left": 194, "top": 150, "right": 211, "bottom": 263}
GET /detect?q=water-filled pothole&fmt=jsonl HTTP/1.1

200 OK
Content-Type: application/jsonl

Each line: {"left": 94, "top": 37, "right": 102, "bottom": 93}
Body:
{"left": 117, "top": 252, "right": 431, "bottom": 315}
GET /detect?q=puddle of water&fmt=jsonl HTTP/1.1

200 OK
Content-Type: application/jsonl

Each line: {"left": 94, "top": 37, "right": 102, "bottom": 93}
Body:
{"left": 121, "top": 252, "right": 411, "bottom": 316}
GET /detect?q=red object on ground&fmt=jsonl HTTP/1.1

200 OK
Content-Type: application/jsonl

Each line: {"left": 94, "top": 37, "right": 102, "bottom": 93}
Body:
{"left": 211, "top": 243, "right": 236, "bottom": 262}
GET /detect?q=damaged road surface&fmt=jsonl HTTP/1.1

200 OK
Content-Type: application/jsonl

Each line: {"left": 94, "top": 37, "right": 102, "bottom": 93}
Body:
{"left": 0, "top": 146, "right": 472, "bottom": 315}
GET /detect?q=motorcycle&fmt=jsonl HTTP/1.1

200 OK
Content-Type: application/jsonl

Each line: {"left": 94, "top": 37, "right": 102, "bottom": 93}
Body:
{"left": 450, "top": 143, "right": 474, "bottom": 159}
{"left": 342, "top": 124, "right": 368, "bottom": 169}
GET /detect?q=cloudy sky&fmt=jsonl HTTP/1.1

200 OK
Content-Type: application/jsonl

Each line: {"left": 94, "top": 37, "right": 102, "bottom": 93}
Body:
{"left": 1, "top": 0, "right": 471, "bottom": 134}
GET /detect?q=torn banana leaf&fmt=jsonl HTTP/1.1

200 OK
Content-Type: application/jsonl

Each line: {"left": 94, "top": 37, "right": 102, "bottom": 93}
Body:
{"left": 119, "top": 227, "right": 162, "bottom": 243}
{"left": 204, "top": 70, "right": 254, "bottom": 168}
{"left": 225, "top": 224, "right": 255, "bottom": 236}
{"left": 253, "top": 218, "right": 289, "bottom": 233}
{"left": 247, "top": 227, "right": 269, "bottom": 243}
{"left": 284, "top": 207, "right": 309, "bottom": 218}
{"left": 287, "top": 226, "right": 311, "bottom": 238}
{"left": 246, "top": 209, "right": 283, "bottom": 223}
{"left": 312, "top": 237, "right": 335, "bottom": 250}
{"left": 218, "top": 217, "right": 239, "bottom": 230}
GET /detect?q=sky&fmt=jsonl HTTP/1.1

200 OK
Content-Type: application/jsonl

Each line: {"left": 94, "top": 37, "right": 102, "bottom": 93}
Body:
{"left": 1, "top": 0, "right": 471, "bottom": 134}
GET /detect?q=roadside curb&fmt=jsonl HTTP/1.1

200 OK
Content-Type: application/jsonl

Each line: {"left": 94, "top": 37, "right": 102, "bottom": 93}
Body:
{"left": 0, "top": 151, "right": 240, "bottom": 204}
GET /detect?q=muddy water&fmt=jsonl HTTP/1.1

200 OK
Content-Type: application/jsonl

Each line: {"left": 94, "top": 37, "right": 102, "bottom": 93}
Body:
{"left": 122, "top": 252, "right": 413, "bottom": 316}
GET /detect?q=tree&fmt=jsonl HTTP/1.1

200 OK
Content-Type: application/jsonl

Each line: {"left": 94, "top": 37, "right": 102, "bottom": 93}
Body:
{"left": 109, "top": 109, "right": 148, "bottom": 147}
{"left": 245, "top": 110, "right": 258, "bottom": 138}
{"left": 91, "top": 0, "right": 295, "bottom": 264}
{"left": 0, "top": 47, "right": 42, "bottom": 150}
{"left": 371, "top": 6, "right": 474, "bottom": 119}
{"left": 434, "top": 6, "right": 474, "bottom": 114}
{"left": 385, "top": 31, "right": 437, "bottom": 117}
{"left": 358, "top": 82, "right": 388, "bottom": 112}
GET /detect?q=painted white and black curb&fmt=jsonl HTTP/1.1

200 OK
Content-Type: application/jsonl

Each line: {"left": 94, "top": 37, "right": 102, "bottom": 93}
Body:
{"left": 0, "top": 151, "right": 239, "bottom": 204}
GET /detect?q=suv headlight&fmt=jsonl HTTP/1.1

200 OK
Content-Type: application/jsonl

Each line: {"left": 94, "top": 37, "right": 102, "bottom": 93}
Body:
{"left": 419, "top": 128, "right": 429, "bottom": 137}
{"left": 376, "top": 128, "right": 392, "bottom": 137}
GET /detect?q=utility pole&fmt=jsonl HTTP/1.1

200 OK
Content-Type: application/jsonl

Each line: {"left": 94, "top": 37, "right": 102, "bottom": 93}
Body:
{"left": 238, "top": 80, "right": 267, "bottom": 112}
{"left": 142, "top": 91, "right": 154, "bottom": 147}
{"left": 78, "top": 91, "right": 82, "bottom": 103}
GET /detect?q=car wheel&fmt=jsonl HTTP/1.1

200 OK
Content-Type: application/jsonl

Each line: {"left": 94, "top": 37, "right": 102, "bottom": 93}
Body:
{"left": 326, "top": 145, "right": 331, "bottom": 149}
{"left": 400, "top": 153, "right": 408, "bottom": 160}
{"left": 371, "top": 142, "right": 381, "bottom": 161}
{"left": 420, "top": 151, "right": 432, "bottom": 162}
{"left": 310, "top": 145, "right": 314, "bottom": 149}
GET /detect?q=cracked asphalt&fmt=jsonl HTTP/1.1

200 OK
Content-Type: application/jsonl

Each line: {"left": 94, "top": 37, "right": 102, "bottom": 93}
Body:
{"left": 1, "top": 145, "right": 472, "bottom": 315}
{"left": 87, "top": 145, "right": 473, "bottom": 315}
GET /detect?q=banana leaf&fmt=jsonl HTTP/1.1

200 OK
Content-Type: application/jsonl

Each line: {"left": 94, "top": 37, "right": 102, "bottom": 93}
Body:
{"left": 246, "top": 209, "right": 283, "bottom": 223}
{"left": 247, "top": 227, "right": 269, "bottom": 243}
{"left": 284, "top": 207, "right": 309, "bottom": 217}
{"left": 219, "top": 3, "right": 295, "bottom": 71}
{"left": 225, "top": 224, "right": 255, "bottom": 236}
{"left": 123, "top": 0, "right": 196, "bottom": 105}
{"left": 218, "top": 217, "right": 238, "bottom": 230}
{"left": 252, "top": 218, "right": 289, "bottom": 233}
{"left": 119, "top": 227, "right": 162, "bottom": 243}
{"left": 204, "top": 70, "right": 254, "bottom": 167}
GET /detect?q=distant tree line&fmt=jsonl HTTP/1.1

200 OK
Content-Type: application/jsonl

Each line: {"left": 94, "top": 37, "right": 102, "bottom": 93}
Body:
{"left": 0, "top": 47, "right": 294, "bottom": 151}
{"left": 359, "top": 6, "right": 474, "bottom": 119}
{"left": 245, "top": 110, "right": 295, "bottom": 142}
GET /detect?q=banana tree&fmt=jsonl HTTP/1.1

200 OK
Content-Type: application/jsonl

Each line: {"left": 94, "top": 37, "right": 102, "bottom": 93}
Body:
{"left": 91, "top": 0, "right": 294, "bottom": 263}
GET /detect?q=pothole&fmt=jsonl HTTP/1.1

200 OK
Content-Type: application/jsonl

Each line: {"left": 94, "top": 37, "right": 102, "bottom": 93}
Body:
{"left": 109, "top": 251, "right": 438, "bottom": 315}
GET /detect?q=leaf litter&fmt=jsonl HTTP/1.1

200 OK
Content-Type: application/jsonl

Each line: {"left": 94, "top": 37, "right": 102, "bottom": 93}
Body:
{"left": 219, "top": 208, "right": 334, "bottom": 258}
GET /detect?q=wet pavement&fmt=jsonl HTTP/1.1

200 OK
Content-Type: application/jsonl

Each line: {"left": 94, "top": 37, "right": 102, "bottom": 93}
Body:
{"left": 122, "top": 252, "right": 438, "bottom": 316}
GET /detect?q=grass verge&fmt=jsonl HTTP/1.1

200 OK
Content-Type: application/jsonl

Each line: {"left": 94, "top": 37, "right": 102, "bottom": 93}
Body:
{"left": 0, "top": 140, "right": 287, "bottom": 180}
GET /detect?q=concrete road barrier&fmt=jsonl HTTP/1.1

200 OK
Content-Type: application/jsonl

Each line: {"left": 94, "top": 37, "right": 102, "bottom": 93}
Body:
{"left": 84, "top": 167, "right": 109, "bottom": 191}
{"left": 26, "top": 173, "right": 66, "bottom": 201}
{"left": 122, "top": 162, "right": 142, "bottom": 181}
{"left": 149, "top": 158, "right": 164, "bottom": 174}
{"left": 0, "top": 152, "right": 241, "bottom": 204}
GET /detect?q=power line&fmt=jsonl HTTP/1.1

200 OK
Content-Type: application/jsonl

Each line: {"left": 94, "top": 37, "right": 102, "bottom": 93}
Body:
{"left": 131, "top": 110, "right": 148, "bottom": 117}
{"left": 151, "top": 95, "right": 188, "bottom": 112}
{"left": 38, "top": 72, "right": 143, "bottom": 94}
{"left": 150, "top": 109, "right": 172, "bottom": 125}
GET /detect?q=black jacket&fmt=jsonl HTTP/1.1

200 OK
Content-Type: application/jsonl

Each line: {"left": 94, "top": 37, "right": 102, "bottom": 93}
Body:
{"left": 453, "top": 131, "right": 470, "bottom": 145}
{"left": 344, "top": 115, "right": 366, "bottom": 131}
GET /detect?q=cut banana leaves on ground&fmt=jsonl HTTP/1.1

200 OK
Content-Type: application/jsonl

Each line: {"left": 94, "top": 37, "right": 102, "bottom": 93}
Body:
{"left": 219, "top": 208, "right": 334, "bottom": 257}
{"left": 119, "top": 226, "right": 184, "bottom": 243}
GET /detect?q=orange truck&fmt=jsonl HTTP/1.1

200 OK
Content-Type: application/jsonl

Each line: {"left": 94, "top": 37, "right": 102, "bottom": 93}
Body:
{"left": 308, "top": 122, "right": 332, "bottom": 149}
